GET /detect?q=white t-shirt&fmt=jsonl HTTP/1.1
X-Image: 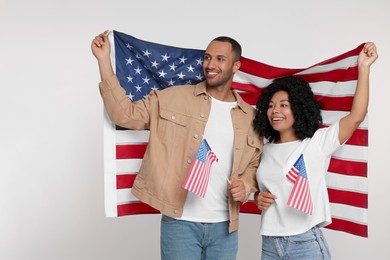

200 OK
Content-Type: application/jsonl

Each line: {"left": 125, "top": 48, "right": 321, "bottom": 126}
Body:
{"left": 180, "top": 97, "right": 237, "bottom": 222}
{"left": 256, "top": 121, "right": 342, "bottom": 236}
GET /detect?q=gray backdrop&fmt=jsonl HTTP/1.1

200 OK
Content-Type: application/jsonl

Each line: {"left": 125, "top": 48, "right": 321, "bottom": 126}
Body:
{"left": 1, "top": 0, "right": 389, "bottom": 259}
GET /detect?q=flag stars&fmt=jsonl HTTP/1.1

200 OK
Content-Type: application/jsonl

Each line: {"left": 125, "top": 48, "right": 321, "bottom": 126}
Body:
{"left": 126, "top": 43, "right": 134, "bottom": 49}
{"left": 179, "top": 56, "right": 187, "bottom": 64}
{"left": 187, "top": 65, "right": 195, "bottom": 73}
{"left": 196, "top": 58, "right": 203, "bottom": 65}
{"left": 177, "top": 72, "right": 186, "bottom": 79}
{"left": 142, "top": 76, "right": 151, "bottom": 84}
{"left": 127, "top": 75, "right": 134, "bottom": 83}
{"left": 126, "top": 57, "right": 134, "bottom": 65}
{"left": 134, "top": 66, "right": 142, "bottom": 75}
{"left": 135, "top": 53, "right": 142, "bottom": 60}
{"left": 161, "top": 53, "right": 170, "bottom": 62}
{"left": 169, "top": 63, "right": 177, "bottom": 71}
{"left": 143, "top": 49, "right": 152, "bottom": 57}
{"left": 151, "top": 60, "right": 159, "bottom": 68}
{"left": 127, "top": 92, "right": 135, "bottom": 100}
{"left": 135, "top": 84, "right": 142, "bottom": 92}
{"left": 158, "top": 70, "right": 167, "bottom": 78}
{"left": 167, "top": 79, "right": 176, "bottom": 86}
{"left": 196, "top": 74, "right": 204, "bottom": 81}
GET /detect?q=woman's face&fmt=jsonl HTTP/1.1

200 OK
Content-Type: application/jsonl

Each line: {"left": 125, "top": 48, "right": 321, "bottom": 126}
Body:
{"left": 267, "top": 90, "right": 296, "bottom": 135}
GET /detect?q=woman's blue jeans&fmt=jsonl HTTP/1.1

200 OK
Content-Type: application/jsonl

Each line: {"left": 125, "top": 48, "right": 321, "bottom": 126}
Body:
{"left": 261, "top": 226, "right": 331, "bottom": 260}
{"left": 160, "top": 215, "right": 238, "bottom": 260}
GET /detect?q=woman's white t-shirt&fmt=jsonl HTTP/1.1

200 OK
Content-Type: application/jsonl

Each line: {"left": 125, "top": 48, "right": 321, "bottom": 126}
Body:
{"left": 256, "top": 121, "right": 342, "bottom": 236}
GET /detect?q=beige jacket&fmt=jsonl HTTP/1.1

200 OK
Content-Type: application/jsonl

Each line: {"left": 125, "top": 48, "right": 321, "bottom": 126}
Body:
{"left": 99, "top": 75, "right": 263, "bottom": 232}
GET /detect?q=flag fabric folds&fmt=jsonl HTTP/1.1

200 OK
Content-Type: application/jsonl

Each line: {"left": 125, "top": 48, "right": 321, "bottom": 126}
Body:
{"left": 182, "top": 139, "right": 219, "bottom": 198}
{"left": 103, "top": 30, "right": 369, "bottom": 237}
{"left": 286, "top": 154, "right": 313, "bottom": 215}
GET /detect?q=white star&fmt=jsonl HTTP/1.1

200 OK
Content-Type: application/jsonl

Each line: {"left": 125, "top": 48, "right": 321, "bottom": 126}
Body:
{"left": 158, "top": 70, "right": 167, "bottom": 78}
{"left": 135, "top": 84, "right": 142, "bottom": 92}
{"left": 134, "top": 66, "right": 142, "bottom": 75}
{"left": 196, "top": 74, "right": 204, "bottom": 81}
{"left": 142, "top": 76, "right": 150, "bottom": 84}
{"left": 167, "top": 79, "right": 176, "bottom": 86}
{"left": 126, "top": 43, "right": 134, "bottom": 49}
{"left": 187, "top": 65, "right": 195, "bottom": 72}
{"left": 177, "top": 72, "right": 186, "bottom": 79}
{"left": 151, "top": 60, "right": 159, "bottom": 68}
{"left": 151, "top": 85, "right": 159, "bottom": 91}
{"left": 161, "top": 53, "right": 170, "bottom": 62}
{"left": 126, "top": 57, "right": 134, "bottom": 65}
{"left": 127, "top": 75, "right": 134, "bottom": 83}
{"left": 143, "top": 49, "right": 151, "bottom": 57}
{"left": 179, "top": 56, "right": 187, "bottom": 64}
{"left": 185, "top": 80, "right": 193, "bottom": 85}
{"left": 135, "top": 53, "right": 142, "bottom": 60}
{"left": 169, "top": 63, "right": 177, "bottom": 71}
{"left": 128, "top": 92, "right": 135, "bottom": 100}
{"left": 196, "top": 58, "right": 203, "bottom": 65}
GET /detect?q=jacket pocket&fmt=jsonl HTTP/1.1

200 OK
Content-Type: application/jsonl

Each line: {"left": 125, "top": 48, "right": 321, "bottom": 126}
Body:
{"left": 158, "top": 107, "right": 190, "bottom": 144}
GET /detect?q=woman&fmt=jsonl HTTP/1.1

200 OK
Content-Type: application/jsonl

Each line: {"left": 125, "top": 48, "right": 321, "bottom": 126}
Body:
{"left": 253, "top": 42, "right": 377, "bottom": 260}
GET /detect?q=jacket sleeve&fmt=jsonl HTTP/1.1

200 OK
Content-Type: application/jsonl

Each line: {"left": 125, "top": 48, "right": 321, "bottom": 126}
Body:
{"left": 99, "top": 75, "right": 155, "bottom": 130}
{"left": 241, "top": 134, "right": 263, "bottom": 202}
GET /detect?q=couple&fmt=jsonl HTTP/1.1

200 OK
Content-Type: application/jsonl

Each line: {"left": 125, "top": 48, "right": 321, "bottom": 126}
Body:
{"left": 91, "top": 31, "right": 377, "bottom": 260}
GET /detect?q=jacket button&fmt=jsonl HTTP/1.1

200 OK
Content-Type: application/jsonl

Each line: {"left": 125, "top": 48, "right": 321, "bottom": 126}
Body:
{"left": 194, "top": 134, "right": 199, "bottom": 139}
{"left": 204, "top": 96, "right": 208, "bottom": 100}
{"left": 171, "top": 115, "right": 176, "bottom": 120}
{"left": 174, "top": 209, "right": 178, "bottom": 214}
{"left": 187, "top": 159, "right": 192, "bottom": 164}
{"left": 200, "top": 113, "right": 205, "bottom": 118}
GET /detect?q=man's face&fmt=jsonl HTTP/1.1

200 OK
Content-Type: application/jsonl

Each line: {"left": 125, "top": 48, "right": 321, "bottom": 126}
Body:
{"left": 202, "top": 40, "right": 240, "bottom": 89}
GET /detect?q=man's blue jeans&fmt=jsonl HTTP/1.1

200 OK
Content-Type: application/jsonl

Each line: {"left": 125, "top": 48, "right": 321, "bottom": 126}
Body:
{"left": 261, "top": 226, "right": 331, "bottom": 260}
{"left": 160, "top": 215, "right": 238, "bottom": 260}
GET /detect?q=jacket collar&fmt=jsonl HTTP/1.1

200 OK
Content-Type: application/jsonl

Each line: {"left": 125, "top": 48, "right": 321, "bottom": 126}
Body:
{"left": 194, "top": 81, "right": 249, "bottom": 114}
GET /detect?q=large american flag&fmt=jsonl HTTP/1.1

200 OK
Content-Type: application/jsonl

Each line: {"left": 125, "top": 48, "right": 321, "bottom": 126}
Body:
{"left": 286, "top": 154, "right": 313, "bottom": 215}
{"left": 103, "top": 30, "right": 368, "bottom": 237}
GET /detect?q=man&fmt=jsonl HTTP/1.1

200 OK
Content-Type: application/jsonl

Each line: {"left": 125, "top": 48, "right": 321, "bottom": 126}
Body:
{"left": 91, "top": 31, "right": 263, "bottom": 260}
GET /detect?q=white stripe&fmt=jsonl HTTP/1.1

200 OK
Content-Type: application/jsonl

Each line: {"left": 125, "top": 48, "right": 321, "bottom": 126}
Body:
{"left": 330, "top": 203, "right": 367, "bottom": 224}
{"left": 117, "top": 188, "right": 139, "bottom": 204}
{"left": 116, "top": 159, "right": 142, "bottom": 173}
{"left": 234, "top": 56, "right": 358, "bottom": 86}
{"left": 103, "top": 110, "right": 119, "bottom": 217}
{"left": 116, "top": 130, "right": 149, "bottom": 144}
{"left": 332, "top": 144, "right": 368, "bottom": 162}
{"left": 296, "top": 56, "right": 358, "bottom": 75}
{"left": 310, "top": 80, "right": 357, "bottom": 96}
{"left": 322, "top": 110, "right": 368, "bottom": 129}
{"left": 326, "top": 172, "right": 368, "bottom": 193}
{"left": 233, "top": 71, "right": 273, "bottom": 86}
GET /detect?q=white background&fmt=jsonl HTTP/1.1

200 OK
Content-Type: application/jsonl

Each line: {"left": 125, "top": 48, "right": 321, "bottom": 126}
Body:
{"left": 1, "top": 0, "right": 389, "bottom": 259}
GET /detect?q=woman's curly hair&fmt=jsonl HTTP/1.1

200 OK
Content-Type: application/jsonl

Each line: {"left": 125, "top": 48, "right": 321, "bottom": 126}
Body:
{"left": 253, "top": 76, "right": 323, "bottom": 143}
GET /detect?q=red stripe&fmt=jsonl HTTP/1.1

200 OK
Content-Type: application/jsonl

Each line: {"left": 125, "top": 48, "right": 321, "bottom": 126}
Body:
{"left": 315, "top": 95, "right": 353, "bottom": 111}
{"left": 328, "top": 188, "right": 367, "bottom": 208}
{"left": 239, "top": 201, "right": 261, "bottom": 214}
{"left": 326, "top": 218, "right": 368, "bottom": 237}
{"left": 328, "top": 158, "right": 367, "bottom": 177}
{"left": 300, "top": 67, "right": 358, "bottom": 83}
{"left": 116, "top": 143, "right": 147, "bottom": 159}
{"left": 319, "top": 126, "right": 368, "bottom": 146}
{"left": 116, "top": 174, "right": 137, "bottom": 189}
{"left": 117, "top": 202, "right": 159, "bottom": 216}
{"left": 238, "top": 44, "right": 363, "bottom": 80}
{"left": 346, "top": 129, "right": 368, "bottom": 146}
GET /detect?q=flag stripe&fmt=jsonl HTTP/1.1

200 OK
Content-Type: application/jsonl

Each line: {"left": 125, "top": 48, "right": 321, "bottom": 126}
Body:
{"left": 326, "top": 218, "right": 368, "bottom": 237}
{"left": 328, "top": 188, "right": 367, "bottom": 208}
{"left": 104, "top": 31, "right": 369, "bottom": 237}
